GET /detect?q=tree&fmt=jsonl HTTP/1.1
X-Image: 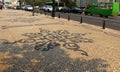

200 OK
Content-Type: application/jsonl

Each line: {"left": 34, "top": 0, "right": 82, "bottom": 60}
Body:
{"left": 24, "top": 0, "right": 51, "bottom": 6}
{"left": 61, "top": 0, "right": 76, "bottom": 8}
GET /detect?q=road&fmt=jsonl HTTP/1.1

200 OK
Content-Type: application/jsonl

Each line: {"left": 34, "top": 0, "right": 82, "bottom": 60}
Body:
{"left": 40, "top": 11, "right": 120, "bottom": 31}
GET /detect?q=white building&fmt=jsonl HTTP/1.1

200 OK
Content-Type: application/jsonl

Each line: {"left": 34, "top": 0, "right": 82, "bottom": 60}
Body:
{"left": 72, "top": 0, "right": 90, "bottom": 7}
{"left": 10, "top": 0, "right": 19, "bottom": 7}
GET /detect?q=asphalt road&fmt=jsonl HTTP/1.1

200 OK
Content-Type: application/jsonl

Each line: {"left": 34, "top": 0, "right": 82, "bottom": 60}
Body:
{"left": 40, "top": 11, "right": 120, "bottom": 31}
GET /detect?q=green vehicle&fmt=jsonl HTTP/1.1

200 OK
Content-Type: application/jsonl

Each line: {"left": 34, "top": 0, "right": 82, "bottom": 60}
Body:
{"left": 84, "top": 2, "right": 119, "bottom": 17}
{"left": 119, "top": 3, "right": 120, "bottom": 16}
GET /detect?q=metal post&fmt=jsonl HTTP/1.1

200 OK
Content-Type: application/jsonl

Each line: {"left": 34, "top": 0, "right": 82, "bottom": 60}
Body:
{"left": 40, "top": 10, "right": 42, "bottom": 14}
{"left": 58, "top": 13, "right": 60, "bottom": 18}
{"left": 52, "top": 0, "right": 55, "bottom": 17}
{"left": 103, "top": 20, "right": 106, "bottom": 29}
{"left": 45, "top": 12, "right": 46, "bottom": 15}
{"left": 80, "top": 16, "right": 83, "bottom": 23}
{"left": 68, "top": 15, "right": 70, "bottom": 21}
{"left": 32, "top": 0, "right": 35, "bottom": 16}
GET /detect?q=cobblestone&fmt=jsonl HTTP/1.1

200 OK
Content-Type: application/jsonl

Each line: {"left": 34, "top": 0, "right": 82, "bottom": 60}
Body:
{"left": 0, "top": 9, "right": 120, "bottom": 72}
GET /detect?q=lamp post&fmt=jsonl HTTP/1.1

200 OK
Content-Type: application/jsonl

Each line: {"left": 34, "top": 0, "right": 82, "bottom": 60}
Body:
{"left": 51, "top": 0, "right": 55, "bottom": 17}
{"left": 32, "top": 0, "right": 35, "bottom": 16}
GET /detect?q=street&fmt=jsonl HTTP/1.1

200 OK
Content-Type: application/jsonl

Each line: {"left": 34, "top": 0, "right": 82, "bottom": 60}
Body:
{"left": 42, "top": 11, "right": 120, "bottom": 31}
{"left": 0, "top": 9, "right": 120, "bottom": 72}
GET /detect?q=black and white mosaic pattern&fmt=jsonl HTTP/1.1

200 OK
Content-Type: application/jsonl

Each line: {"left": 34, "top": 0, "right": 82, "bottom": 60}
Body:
{"left": 0, "top": 28, "right": 109, "bottom": 72}
{"left": 6, "top": 28, "right": 94, "bottom": 56}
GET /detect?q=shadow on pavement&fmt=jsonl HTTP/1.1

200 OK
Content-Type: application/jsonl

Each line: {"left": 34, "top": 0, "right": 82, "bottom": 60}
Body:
{"left": 0, "top": 28, "right": 109, "bottom": 72}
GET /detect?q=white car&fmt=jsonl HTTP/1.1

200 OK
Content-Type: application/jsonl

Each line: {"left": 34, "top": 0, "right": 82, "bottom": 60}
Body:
{"left": 25, "top": 5, "right": 33, "bottom": 11}
{"left": 42, "top": 5, "right": 53, "bottom": 12}
{"left": 46, "top": 5, "right": 53, "bottom": 12}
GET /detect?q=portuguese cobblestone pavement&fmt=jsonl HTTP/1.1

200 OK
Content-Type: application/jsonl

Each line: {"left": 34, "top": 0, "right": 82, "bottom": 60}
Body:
{"left": 0, "top": 9, "right": 120, "bottom": 72}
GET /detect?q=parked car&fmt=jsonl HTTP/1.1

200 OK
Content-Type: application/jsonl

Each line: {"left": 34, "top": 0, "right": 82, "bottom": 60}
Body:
{"left": 16, "top": 6, "right": 21, "bottom": 10}
{"left": 70, "top": 7, "right": 83, "bottom": 14}
{"left": 21, "top": 5, "right": 26, "bottom": 10}
{"left": 57, "top": 6, "right": 63, "bottom": 11}
{"left": 25, "top": 5, "right": 33, "bottom": 11}
{"left": 4, "top": 3, "right": 9, "bottom": 8}
{"left": 40, "top": 5, "right": 53, "bottom": 12}
{"left": 60, "top": 7, "right": 70, "bottom": 13}
{"left": 13, "top": 6, "right": 17, "bottom": 9}
{"left": 40, "top": 5, "right": 46, "bottom": 10}
{"left": 45, "top": 5, "right": 53, "bottom": 12}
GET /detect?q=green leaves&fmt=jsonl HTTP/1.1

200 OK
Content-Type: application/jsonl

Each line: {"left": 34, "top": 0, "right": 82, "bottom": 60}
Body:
{"left": 61, "top": 0, "right": 76, "bottom": 8}
{"left": 24, "top": 0, "right": 51, "bottom": 6}
{"left": 23, "top": 0, "right": 76, "bottom": 7}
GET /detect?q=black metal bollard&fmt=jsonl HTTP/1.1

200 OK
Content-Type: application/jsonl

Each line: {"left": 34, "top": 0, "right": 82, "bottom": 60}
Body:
{"left": 80, "top": 16, "right": 83, "bottom": 23}
{"left": 40, "top": 11, "right": 42, "bottom": 14}
{"left": 103, "top": 20, "right": 106, "bottom": 29}
{"left": 45, "top": 12, "right": 46, "bottom": 15}
{"left": 68, "top": 15, "right": 70, "bottom": 21}
{"left": 32, "top": 0, "right": 35, "bottom": 16}
{"left": 32, "top": 10, "right": 35, "bottom": 16}
{"left": 58, "top": 13, "right": 60, "bottom": 18}
{"left": 51, "top": 0, "right": 55, "bottom": 18}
